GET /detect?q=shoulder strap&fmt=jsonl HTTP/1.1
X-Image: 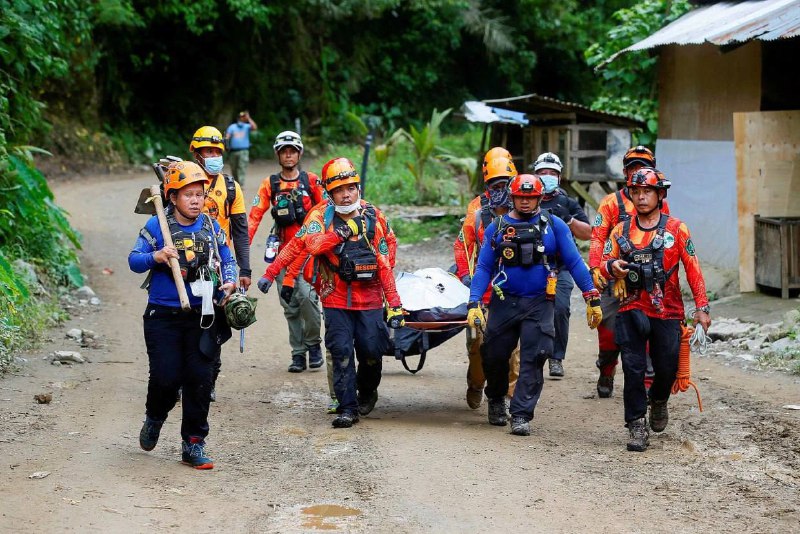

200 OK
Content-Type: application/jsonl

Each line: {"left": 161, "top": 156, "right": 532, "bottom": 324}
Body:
{"left": 363, "top": 203, "right": 377, "bottom": 242}
{"left": 298, "top": 171, "right": 311, "bottom": 191}
{"left": 139, "top": 227, "right": 158, "bottom": 249}
{"left": 269, "top": 173, "right": 282, "bottom": 203}
{"left": 616, "top": 190, "right": 630, "bottom": 222}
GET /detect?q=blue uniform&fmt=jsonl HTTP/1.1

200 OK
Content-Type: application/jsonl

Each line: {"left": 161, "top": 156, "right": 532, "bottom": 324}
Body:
{"left": 468, "top": 210, "right": 594, "bottom": 424}
{"left": 225, "top": 122, "right": 252, "bottom": 151}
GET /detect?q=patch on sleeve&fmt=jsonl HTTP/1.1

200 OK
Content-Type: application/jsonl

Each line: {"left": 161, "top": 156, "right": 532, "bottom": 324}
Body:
{"left": 686, "top": 238, "right": 696, "bottom": 256}
{"left": 603, "top": 239, "right": 612, "bottom": 255}
{"left": 663, "top": 231, "right": 675, "bottom": 249}
{"left": 307, "top": 220, "right": 323, "bottom": 234}
{"left": 594, "top": 214, "right": 603, "bottom": 227}
{"left": 295, "top": 225, "right": 307, "bottom": 238}
{"left": 252, "top": 194, "right": 260, "bottom": 207}
{"left": 378, "top": 238, "right": 389, "bottom": 256}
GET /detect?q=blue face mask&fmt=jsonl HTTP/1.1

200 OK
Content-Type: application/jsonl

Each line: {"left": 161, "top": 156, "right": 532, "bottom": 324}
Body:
{"left": 540, "top": 175, "right": 559, "bottom": 194}
{"left": 488, "top": 187, "right": 510, "bottom": 209}
{"left": 203, "top": 156, "right": 224, "bottom": 174}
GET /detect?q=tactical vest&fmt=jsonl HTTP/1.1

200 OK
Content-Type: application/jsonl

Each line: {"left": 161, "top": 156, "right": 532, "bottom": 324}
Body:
{"left": 493, "top": 213, "right": 551, "bottom": 268}
{"left": 330, "top": 212, "right": 378, "bottom": 282}
{"left": 270, "top": 171, "right": 313, "bottom": 227}
{"left": 615, "top": 214, "right": 677, "bottom": 293}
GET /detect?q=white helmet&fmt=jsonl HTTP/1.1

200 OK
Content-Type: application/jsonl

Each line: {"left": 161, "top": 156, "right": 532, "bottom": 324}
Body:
{"left": 273, "top": 131, "right": 304, "bottom": 154}
{"left": 533, "top": 152, "right": 563, "bottom": 173}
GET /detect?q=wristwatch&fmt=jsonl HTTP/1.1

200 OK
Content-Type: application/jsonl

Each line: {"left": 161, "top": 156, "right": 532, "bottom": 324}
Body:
{"left": 694, "top": 305, "right": 710, "bottom": 314}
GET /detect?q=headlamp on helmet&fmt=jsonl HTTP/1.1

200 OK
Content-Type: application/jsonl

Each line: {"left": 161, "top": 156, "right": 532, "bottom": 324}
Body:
{"left": 628, "top": 167, "right": 670, "bottom": 190}
{"left": 509, "top": 174, "right": 544, "bottom": 198}
{"left": 189, "top": 126, "right": 225, "bottom": 153}
{"left": 273, "top": 130, "right": 304, "bottom": 154}
{"left": 322, "top": 157, "right": 361, "bottom": 192}
{"left": 532, "top": 152, "right": 563, "bottom": 173}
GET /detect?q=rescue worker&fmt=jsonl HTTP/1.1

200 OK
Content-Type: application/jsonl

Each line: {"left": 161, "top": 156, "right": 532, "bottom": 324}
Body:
{"left": 297, "top": 157, "right": 404, "bottom": 428}
{"left": 468, "top": 174, "right": 602, "bottom": 436}
{"left": 599, "top": 167, "right": 711, "bottom": 452}
{"left": 190, "top": 126, "right": 251, "bottom": 401}
{"left": 129, "top": 161, "right": 237, "bottom": 469}
{"left": 258, "top": 199, "right": 397, "bottom": 414}
{"left": 453, "top": 148, "right": 520, "bottom": 409}
{"left": 588, "top": 146, "right": 668, "bottom": 397}
{"left": 249, "top": 131, "right": 326, "bottom": 373}
{"left": 533, "top": 152, "right": 592, "bottom": 378}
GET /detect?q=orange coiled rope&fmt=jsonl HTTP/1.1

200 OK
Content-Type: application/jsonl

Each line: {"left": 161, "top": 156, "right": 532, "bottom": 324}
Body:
{"left": 671, "top": 323, "right": 703, "bottom": 411}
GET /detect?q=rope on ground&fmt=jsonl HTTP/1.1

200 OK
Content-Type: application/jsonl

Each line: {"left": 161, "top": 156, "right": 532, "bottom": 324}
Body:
{"left": 671, "top": 323, "right": 703, "bottom": 412}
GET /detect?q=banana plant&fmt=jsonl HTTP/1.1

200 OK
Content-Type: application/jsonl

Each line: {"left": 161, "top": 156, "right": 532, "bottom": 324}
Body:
{"left": 396, "top": 108, "right": 452, "bottom": 200}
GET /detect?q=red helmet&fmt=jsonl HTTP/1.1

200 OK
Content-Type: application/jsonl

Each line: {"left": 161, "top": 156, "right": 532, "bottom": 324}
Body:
{"left": 508, "top": 174, "right": 544, "bottom": 198}
{"left": 628, "top": 167, "right": 671, "bottom": 190}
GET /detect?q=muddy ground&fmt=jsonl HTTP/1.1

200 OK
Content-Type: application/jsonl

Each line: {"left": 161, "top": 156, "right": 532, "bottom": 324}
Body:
{"left": 1, "top": 163, "right": 799, "bottom": 533}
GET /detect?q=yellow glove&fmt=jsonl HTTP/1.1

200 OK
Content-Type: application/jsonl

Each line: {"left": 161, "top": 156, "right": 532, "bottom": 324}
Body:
{"left": 582, "top": 290, "right": 602, "bottom": 330}
{"left": 591, "top": 267, "right": 607, "bottom": 291}
{"left": 346, "top": 217, "right": 365, "bottom": 237}
{"left": 467, "top": 302, "right": 485, "bottom": 330}
{"left": 386, "top": 306, "right": 406, "bottom": 329}
{"left": 612, "top": 278, "right": 627, "bottom": 300}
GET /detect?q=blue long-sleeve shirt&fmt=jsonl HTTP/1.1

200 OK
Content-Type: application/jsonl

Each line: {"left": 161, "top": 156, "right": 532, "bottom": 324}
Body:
{"left": 469, "top": 211, "right": 594, "bottom": 302}
{"left": 129, "top": 215, "right": 237, "bottom": 308}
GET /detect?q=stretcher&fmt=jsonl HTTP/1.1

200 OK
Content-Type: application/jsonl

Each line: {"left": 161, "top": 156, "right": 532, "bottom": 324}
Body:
{"left": 387, "top": 268, "right": 470, "bottom": 374}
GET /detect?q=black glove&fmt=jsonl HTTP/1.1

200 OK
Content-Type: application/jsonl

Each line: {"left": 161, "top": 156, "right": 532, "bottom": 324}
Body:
{"left": 281, "top": 285, "right": 294, "bottom": 304}
{"left": 548, "top": 204, "right": 573, "bottom": 225}
{"left": 280, "top": 284, "right": 294, "bottom": 304}
{"left": 257, "top": 276, "right": 273, "bottom": 294}
{"left": 460, "top": 274, "right": 471, "bottom": 287}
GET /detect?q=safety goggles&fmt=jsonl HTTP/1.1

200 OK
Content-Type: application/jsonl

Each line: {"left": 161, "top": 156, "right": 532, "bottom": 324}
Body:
{"left": 193, "top": 135, "right": 224, "bottom": 144}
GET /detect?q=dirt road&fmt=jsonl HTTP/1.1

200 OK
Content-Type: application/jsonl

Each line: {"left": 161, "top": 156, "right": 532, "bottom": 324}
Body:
{"left": 1, "top": 165, "right": 799, "bottom": 532}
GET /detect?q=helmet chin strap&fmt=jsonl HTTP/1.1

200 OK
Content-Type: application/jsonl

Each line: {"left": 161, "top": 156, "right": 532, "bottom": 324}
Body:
{"left": 515, "top": 206, "right": 540, "bottom": 220}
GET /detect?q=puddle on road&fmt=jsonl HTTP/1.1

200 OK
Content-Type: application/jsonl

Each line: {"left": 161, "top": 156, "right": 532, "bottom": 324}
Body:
{"left": 301, "top": 504, "right": 361, "bottom": 530}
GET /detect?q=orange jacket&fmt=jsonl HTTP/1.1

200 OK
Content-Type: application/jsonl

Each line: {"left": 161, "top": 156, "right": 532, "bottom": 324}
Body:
{"left": 600, "top": 214, "right": 708, "bottom": 320}
{"left": 589, "top": 189, "right": 670, "bottom": 269}
{"left": 247, "top": 171, "right": 325, "bottom": 246}
{"left": 298, "top": 200, "right": 400, "bottom": 310}
{"left": 453, "top": 194, "right": 494, "bottom": 304}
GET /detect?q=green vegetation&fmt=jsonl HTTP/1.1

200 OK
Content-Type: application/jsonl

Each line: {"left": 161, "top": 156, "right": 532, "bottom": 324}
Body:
{"left": 391, "top": 215, "right": 462, "bottom": 245}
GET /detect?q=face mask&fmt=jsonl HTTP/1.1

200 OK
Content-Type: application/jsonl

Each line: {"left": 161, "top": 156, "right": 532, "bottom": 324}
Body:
{"left": 203, "top": 156, "right": 224, "bottom": 174}
{"left": 488, "top": 188, "right": 510, "bottom": 209}
{"left": 540, "top": 175, "right": 559, "bottom": 194}
{"left": 334, "top": 194, "right": 361, "bottom": 214}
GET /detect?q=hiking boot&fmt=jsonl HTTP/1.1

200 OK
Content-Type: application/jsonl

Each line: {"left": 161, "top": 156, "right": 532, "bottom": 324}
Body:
{"left": 327, "top": 397, "right": 340, "bottom": 414}
{"left": 308, "top": 344, "right": 324, "bottom": 369}
{"left": 548, "top": 359, "right": 564, "bottom": 378}
{"left": 597, "top": 375, "right": 614, "bottom": 398}
{"left": 510, "top": 416, "right": 530, "bottom": 436}
{"left": 288, "top": 354, "right": 306, "bottom": 373}
{"left": 487, "top": 398, "right": 508, "bottom": 426}
{"left": 332, "top": 412, "right": 360, "bottom": 428}
{"left": 466, "top": 387, "right": 484, "bottom": 409}
{"left": 139, "top": 417, "right": 163, "bottom": 451}
{"left": 626, "top": 418, "right": 650, "bottom": 452}
{"left": 358, "top": 390, "right": 379, "bottom": 416}
{"left": 181, "top": 437, "right": 214, "bottom": 469}
{"left": 649, "top": 399, "right": 669, "bottom": 433}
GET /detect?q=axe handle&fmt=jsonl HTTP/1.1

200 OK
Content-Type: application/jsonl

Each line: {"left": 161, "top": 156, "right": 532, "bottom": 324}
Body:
{"left": 150, "top": 184, "right": 191, "bottom": 310}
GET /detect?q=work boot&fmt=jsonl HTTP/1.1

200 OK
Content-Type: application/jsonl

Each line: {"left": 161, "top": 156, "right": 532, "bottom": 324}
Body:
{"left": 327, "top": 397, "right": 340, "bottom": 414}
{"left": 181, "top": 437, "right": 214, "bottom": 469}
{"left": 358, "top": 390, "right": 379, "bottom": 416}
{"left": 649, "top": 399, "right": 669, "bottom": 433}
{"left": 288, "top": 354, "right": 306, "bottom": 373}
{"left": 487, "top": 398, "right": 508, "bottom": 426}
{"left": 548, "top": 359, "right": 564, "bottom": 378}
{"left": 465, "top": 387, "right": 484, "bottom": 409}
{"left": 597, "top": 364, "right": 616, "bottom": 398}
{"left": 510, "top": 416, "right": 530, "bottom": 436}
{"left": 308, "top": 344, "right": 324, "bottom": 369}
{"left": 626, "top": 418, "right": 650, "bottom": 452}
{"left": 139, "top": 417, "right": 163, "bottom": 451}
{"left": 332, "top": 411, "right": 360, "bottom": 428}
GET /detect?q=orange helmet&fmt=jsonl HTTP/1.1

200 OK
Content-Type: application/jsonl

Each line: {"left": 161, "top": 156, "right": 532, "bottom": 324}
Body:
{"left": 482, "top": 147, "right": 512, "bottom": 169}
{"left": 483, "top": 157, "right": 518, "bottom": 183}
{"left": 163, "top": 161, "right": 207, "bottom": 196}
{"left": 623, "top": 145, "right": 655, "bottom": 167}
{"left": 322, "top": 157, "right": 360, "bottom": 192}
{"left": 189, "top": 126, "right": 225, "bottom": 153}
{"left": 508, "top": 174, "right": 544, "bottom": 197}
{"left": 628, "top": 167, "right": 671, "bottom": 190}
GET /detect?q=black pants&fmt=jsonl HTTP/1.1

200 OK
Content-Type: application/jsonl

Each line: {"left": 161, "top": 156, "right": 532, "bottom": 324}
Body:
{"left": 324, "top": 307, "right": 388, "bottom": 415}
{"left": 142, "top": 304, "right": 215, "bottom": 442}
{"left": 483, "top": 294, "right": 555, "bottom": 421}
{"left": 615, "top": 310, "right": 680, "bottom": 422}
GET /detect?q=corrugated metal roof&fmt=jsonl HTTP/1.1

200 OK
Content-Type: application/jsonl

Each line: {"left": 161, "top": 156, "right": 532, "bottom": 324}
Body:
{"left": 480, "top": 93, "right": 646, "bottom": 128}
{"left": 602, "top": 0, "right": 800, "bottom": 66}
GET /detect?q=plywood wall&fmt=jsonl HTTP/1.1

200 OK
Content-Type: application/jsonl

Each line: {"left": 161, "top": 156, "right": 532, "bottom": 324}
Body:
{"left": 660, "top": 43, "right": 761, "bottom": 141}
{"left": 735, "top": 111, "right": 800, "bottom": 292}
